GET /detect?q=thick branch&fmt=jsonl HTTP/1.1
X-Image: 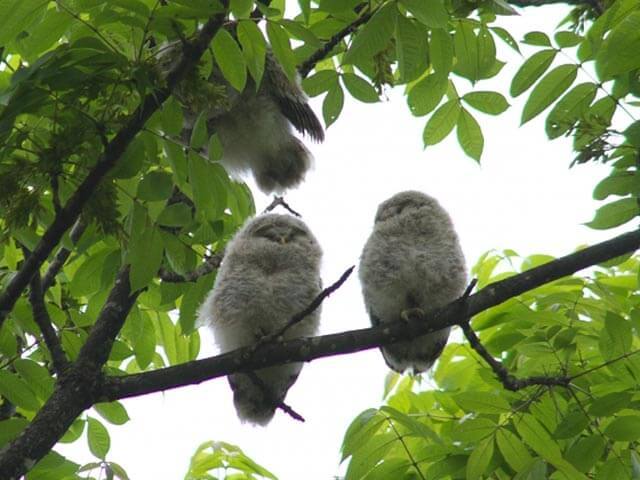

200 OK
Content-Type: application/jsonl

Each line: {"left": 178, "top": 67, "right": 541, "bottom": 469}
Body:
{"left": 0, "top": 8, "right": 229, "bottom": 328}
{"left": 28, "top": 275, "right": 70, "bottom": 375}
{"left": 101, "top": 229, "right": 640, "bottom": 401}
{"left": 0, "top": 267, "right": 139, "bottom": 479}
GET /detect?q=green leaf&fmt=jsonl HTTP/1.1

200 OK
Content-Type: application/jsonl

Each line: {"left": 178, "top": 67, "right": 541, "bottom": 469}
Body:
{"left": 157, "top": 203, "right": 192, "bottom": 227}
{"left": 319, "top": 0, "right": 360, "bottom": 14}
{"left": 112, "top": 137, "right": 146, "bottom": 179}
{"left": 237, "top": 19, "right": 267, "bottom": 86}
{"left": 521, "top": 64, "right": 577, "bottom": 124}
{"left": 127, "top": 205, "right": 164, "bottom": 292}
{"left": 0, "top": 418, "right": 29, "bottom": 447}
{"left": 341, "top": 73, "right": 379, "bottom": 103}
{"left": 624, "top": 120, "right": 640, "bottom": 147}
{"left": 212, "top": 28, "right": 247, "bottom": 92}
{"left": 208, "top": 133, "right": 224, "bottom": 162}
{"left": 604, "top": 415, "right": 640, "bottom": 441}
{"left": 552, "top": 408, "right": 589, "bottom": 439}
{"left": 137, "top": 171, "right": 173, "bottom": 201}
{"left": 87, "top": 417, "right": 110, "bottom": 460}
{"left": 596, "top": 11, "right": 640, "bottom": 79}
{"left": 266, "top": 21, "right": 297, "bottom": 81}
{"left": 401, "top": 0, "right": 448, "bottom": 29}
{"left": 341, "top": 409, "right": 387, "bottom": 461}
{"left": 424, "top": 100, "right": 461, "bottom": 146}
{"left": 230, "top": 0, "right": 252, "bottom": 18}
{"left": 510, "top": 49, "right": 556, "bottom": 97}
{"left": 189, "top": 153, "right": 227, "bottom": 221}
{"left": 322, "top": 83, "right": 344, "bottom": 127}
{"left": 453, "top": 391, "right": 510, "bottom": 414}
{"left": 555, "top": 31, "right": 583, "bottom": 48}
{"left": 466, "top": 436, "right": 494, "bottom": 480}
{"left": 523, "top": 31, "right": 551, "bottom": 46}
{"left": 430, "top": 28, "right": 454, "bottom": 74}
{"left": 302, "top": 69, "right": 338, "bottom": 97}
{"left": 599, "top": 312, "right": 632, "bottom": 359}
{"left": 587, "top": 197, "right": 638, "bottom": 230}
{"left": 70, "top": 249, "right": 113, "bottom": 297}
{"left": 395, "top": 16, "right": 429, "bottom": 83}
{"left": 0, "top": 369, "right": 41, "bottom": 411}
{"left": 343, "top": 2, "right": 397, "bottom": 65}
{"left": 452, "top": 417, "right": 497, "bottom": 443}
{"left": 179, "top": 274, "right": 215, "bottom": 334}
{"left": 457, "top": 108, "right": 484, "bottom": 161}
{"left": 545, "top": 82, "right": 597, "bottom": 139}
{"left": 0, "top": 0, "right": 48, "bottom": 46}
{"left": 566, "top": 435, "right": 606, "bottom": 473}
{"left": 94, "top": 401, "right": 130, "bottom": 425}
{"left": 408, "top": 73, "right": 448, "bottom": 116}
{"left": 496, "top": 428, "right": 533, "bottom": 472}
{"left": 491, "top": 26, "right": 520, "bottom": 53}
{"left": 453, "top": 21, "right": 479, "bottom": 82}
{"left": 132, "top": 312, "right": 156, "bottom": 369}
{"left": 589, "top": 391, "right": 633, "bottom": 417}
{"left": 190, "top": 111, "right": 208, "bottom": 150}
{"left": 13, "top": 358, "right": 54, "bottom": 401}
{"left": 159, "top": 96, "right": 184, "bottom": 137}
{"left": 462, "top": 91, "right": 509, "bottom": 115}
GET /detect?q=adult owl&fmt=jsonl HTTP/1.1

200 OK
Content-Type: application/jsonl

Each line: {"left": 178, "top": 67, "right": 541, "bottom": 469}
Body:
{"left": 158, "top": 40, "right": 324, "bottom": 193}
{"left": 198, "top": 214, "right": 322, "bottom": 425}
{"left": 359, "top": 191, "right": 467, "bottom": 374}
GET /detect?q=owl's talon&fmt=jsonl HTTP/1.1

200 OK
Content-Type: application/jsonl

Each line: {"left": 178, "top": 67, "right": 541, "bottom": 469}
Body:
{"left": 401, "top": 308, "right": 425, "bottom": 323}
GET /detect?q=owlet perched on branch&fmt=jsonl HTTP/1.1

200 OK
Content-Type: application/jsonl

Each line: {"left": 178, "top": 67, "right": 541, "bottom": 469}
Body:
{"left": 198, "top": 214, "right": 322, "bottom": 425}
{"left": 359, "top": 191, "right": 467, "bottom": 374}
{"left": 158, "top": 41, "right": 324, "bottom": 193}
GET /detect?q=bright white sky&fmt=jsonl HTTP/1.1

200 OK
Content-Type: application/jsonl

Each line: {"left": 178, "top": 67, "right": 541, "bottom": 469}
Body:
{"left": 60, "top": 4, "right": 624, "bottom": 479}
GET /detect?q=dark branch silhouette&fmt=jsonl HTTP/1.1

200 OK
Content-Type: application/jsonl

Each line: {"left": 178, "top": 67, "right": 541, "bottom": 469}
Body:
{"left": 100, "top": 229, "right": 640, "bottom": 402}
{"left": 41, "top": 219, "right": 87, "bottom": 292}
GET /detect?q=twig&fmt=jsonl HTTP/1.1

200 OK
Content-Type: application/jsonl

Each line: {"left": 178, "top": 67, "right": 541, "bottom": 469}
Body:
{"left": 41, "top": 219, "right": 87, "bottom": 291}
{"left": 245, "top": 371, "right": 305, "bottom": 422}
{"left": 262, "top": 196, "right": 302, "bottom": 217}
{"left": 158, "top": 253, "right": 224, "bottom": 283}
{"left": 297, "top": 8, "right": 374, "bottom": 78}
{"left": 458, "top": 319, "right": 571, "bottom": 391}
{"left": 386, "top": 416, "right": 426, "bottom": 480}
{"left": 28, "top": 274, "right": 70, "bottom": 375}
{"left": 251, "top": 266, "right": 355, "bottom": 351}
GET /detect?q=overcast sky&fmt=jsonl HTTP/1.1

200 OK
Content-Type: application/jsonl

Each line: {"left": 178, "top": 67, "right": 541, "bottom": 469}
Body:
{"left": 59, "top": 5, "right": 622, "bottom": 479}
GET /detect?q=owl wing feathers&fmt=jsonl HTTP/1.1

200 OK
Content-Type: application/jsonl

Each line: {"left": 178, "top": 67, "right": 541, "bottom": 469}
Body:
{"left": 263, "top": 52, "right": 325, "bottom": 142}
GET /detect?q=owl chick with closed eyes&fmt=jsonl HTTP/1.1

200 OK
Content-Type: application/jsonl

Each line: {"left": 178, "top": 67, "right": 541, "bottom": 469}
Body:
{"left": 198, "top": 214, "right": 322, "bottom": 425}
{"left": 359, "top": 191, "right": 467, "bottom": 375}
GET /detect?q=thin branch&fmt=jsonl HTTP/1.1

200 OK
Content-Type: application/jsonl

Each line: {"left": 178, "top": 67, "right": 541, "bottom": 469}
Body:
{"left": 41, "top": 219, "right": 87, "bottom": 291}
{"left": 262, "top": 196, "right": 302, "bottom": 217}
{"left": 28, "top": 274, "right": 70, "bottom": 375}
{"left": 571, "top": 348, "right": 640, "bottom": 380}
{"left": 252, "top": 266, "right": 355, "bottom": 351}
{"left": 158, "top": 253, "right": 224, "bottom": 283}
{"left": 297, "top": 8, "right": 374, "bottom": 78}
{"left": 458, "top": 319, "right": 570, "bottom": 391}
{"left": 101, "top": 228, "right": 640, "bottom": 401}
{"left": 0, "top": 8, "right": 229, "bottom": 328}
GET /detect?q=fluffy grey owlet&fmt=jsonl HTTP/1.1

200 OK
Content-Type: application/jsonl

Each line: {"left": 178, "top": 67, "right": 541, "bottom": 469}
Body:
{"left": 159, "top": 41, "right": 324, "bottom": 193}
{"left": 359, "top": 191, "right": 467, "bottom": 375}
{"left": 198, "top": 214, "right": 322, "bottom": 425}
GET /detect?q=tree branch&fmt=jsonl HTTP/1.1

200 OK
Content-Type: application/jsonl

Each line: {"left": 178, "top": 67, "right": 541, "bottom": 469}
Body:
{"left": 262, "top": 196, "right": 302, "bottom": 217}
{"left": 0, "top": 7, "right": 229, "bottom": 328}
{"left": 41, "top": 219, "right": 86, "bottom": 292}
{"left": 158, "top": 253, "right": 224, "bottom": 283}
{"left": 100, "top": 229, "right": 640, "bottom": 402}
{"left": 28, "top": 274, "right": 70, "bottom": 375}
{"left": 297, "top": 8, "right": 374, "bottom": 78}
{"left": 0, "top": 267, "right": 139, "bottom": 479}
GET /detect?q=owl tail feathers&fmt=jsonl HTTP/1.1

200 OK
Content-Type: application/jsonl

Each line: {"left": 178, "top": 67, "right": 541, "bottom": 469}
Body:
{"left": 254, "top": 137, "right": 313, "bottom": 194}
{"left": 228, "top": 368, "right": 300, "bottom": 426}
